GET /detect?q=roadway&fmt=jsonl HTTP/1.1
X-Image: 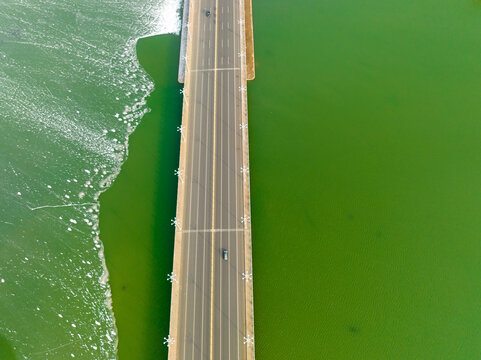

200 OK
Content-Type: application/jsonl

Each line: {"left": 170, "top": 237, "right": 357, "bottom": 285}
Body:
{"left": 169, "top": 0, "right": 252, "bottom": 358}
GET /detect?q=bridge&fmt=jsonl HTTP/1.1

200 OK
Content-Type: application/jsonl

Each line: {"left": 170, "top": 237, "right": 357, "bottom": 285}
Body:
{"left": 167, "top": 0, "right": 255, "bottom": 358}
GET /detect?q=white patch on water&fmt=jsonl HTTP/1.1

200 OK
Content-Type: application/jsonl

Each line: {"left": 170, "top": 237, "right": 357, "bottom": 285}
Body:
{"left": 0, "top": 0, "right": 182, "bottom": 358}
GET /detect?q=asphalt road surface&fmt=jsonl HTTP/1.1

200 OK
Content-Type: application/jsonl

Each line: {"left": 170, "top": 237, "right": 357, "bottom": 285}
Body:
{"left": 173, "top": 0, "right": 249, "bottom": 358}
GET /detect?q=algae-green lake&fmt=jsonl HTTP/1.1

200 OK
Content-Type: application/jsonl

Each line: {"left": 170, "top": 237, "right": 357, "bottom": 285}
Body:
{"left": 100, "top": 0, "right": 481, "bottom": 359}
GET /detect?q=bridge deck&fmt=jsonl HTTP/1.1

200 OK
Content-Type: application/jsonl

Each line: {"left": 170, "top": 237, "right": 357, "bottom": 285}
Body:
{"left": 168, "top": 0, "right": 254, "bottom": 359}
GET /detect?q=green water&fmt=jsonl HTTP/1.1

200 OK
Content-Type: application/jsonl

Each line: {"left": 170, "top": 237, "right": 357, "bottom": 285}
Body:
{"left": 100, "top": 0, "right": 481, "bottom": 359}
{"left": 0, "top": 0, "right": 172, "bottom": 357}
{"left": 0, "top": 334, "right": 16, "bottom": 360}
{"left": 99, "top": 35, "right": 181, "bottom": 359}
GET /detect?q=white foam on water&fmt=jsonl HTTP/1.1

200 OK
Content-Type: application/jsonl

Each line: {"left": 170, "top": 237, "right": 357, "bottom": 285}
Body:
{"left": 150, "top": 0, "right": 183, "bottom": 36}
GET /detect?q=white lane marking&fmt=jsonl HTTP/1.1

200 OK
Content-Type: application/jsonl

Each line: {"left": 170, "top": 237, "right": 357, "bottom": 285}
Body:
{"left": 201, "top": 61, "right": 212, "bottom": 360}
{"left": 195, "top": 5, "right": 214, "bottom": 358}
{"left": 219, "top": 70, "right": 224, "bottom": 360}
{"left": 182, "top": 228, "right": 244, "bottom": 233}
{"left": 232, "top": 3, "right": 244, "bottom": 359}
{"left": 227, "top": 64, "right": 233, "bottom": 360}
{"left": 210, "top": 0, "right": 221, "bottom": 354}
{"left": 202, "top": 6, "right": 217, "bottom": 352}
{"left": 182, "top": 0, "right": 200, "bottom": 356}
{"left": 190, "top": 5, "right": 207, "bottom": 359}
{"left": 233, "top": 2, "right": 240, "bottom": 359}
{"left": 190, "top": 67, "right": 240, "bottom": 72}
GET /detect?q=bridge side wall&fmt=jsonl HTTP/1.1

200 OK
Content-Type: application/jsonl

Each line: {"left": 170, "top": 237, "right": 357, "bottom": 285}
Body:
{"left": 239, "top": 1, "right": 256, "bottom": 359}
{"left": 169, "top": 0, "right": 195, "bottom": 358}
{"left": 245, "top": 0, "right": 255, "bottom": 80}
{"left": 178, "top": 0, "right": 190, "bottom": 83}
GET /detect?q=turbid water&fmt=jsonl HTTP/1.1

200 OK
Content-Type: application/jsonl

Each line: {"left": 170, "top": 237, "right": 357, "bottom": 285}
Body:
{"left": 2, "top": 0, "right": 481, "bottom": 359}
{"left": 99, "top": 34, "right": 181, "bottom": 360}
{"left": 0, "top": 0, "right": 181, "bottom": 358}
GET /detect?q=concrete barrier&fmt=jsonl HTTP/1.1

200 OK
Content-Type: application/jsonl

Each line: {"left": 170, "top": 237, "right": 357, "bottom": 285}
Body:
{"left": 245, "top": 0, "right": 255, "bottom": 80}
{"left": 178, "top": 0, "right": 190, "bottom": 83}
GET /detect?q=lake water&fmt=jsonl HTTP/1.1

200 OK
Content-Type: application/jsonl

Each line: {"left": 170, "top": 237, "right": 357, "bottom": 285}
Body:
{"left": 2, "top": 0, "right": 481, "bottom": 359}
{"left": 0, "top": 0, "right": 180, "bottom": 358}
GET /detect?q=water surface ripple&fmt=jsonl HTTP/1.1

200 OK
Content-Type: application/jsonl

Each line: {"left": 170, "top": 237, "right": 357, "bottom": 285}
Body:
{"left": 0, "top": 0, "right": 180, "bottom": 358}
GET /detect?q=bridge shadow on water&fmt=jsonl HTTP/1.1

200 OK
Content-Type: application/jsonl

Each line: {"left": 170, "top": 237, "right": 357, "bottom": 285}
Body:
{"left": 0, "top": 334, "right": 17, "bottom": 360}
{"left": 99, "top": 34, "right": 182, "bottom": 360}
